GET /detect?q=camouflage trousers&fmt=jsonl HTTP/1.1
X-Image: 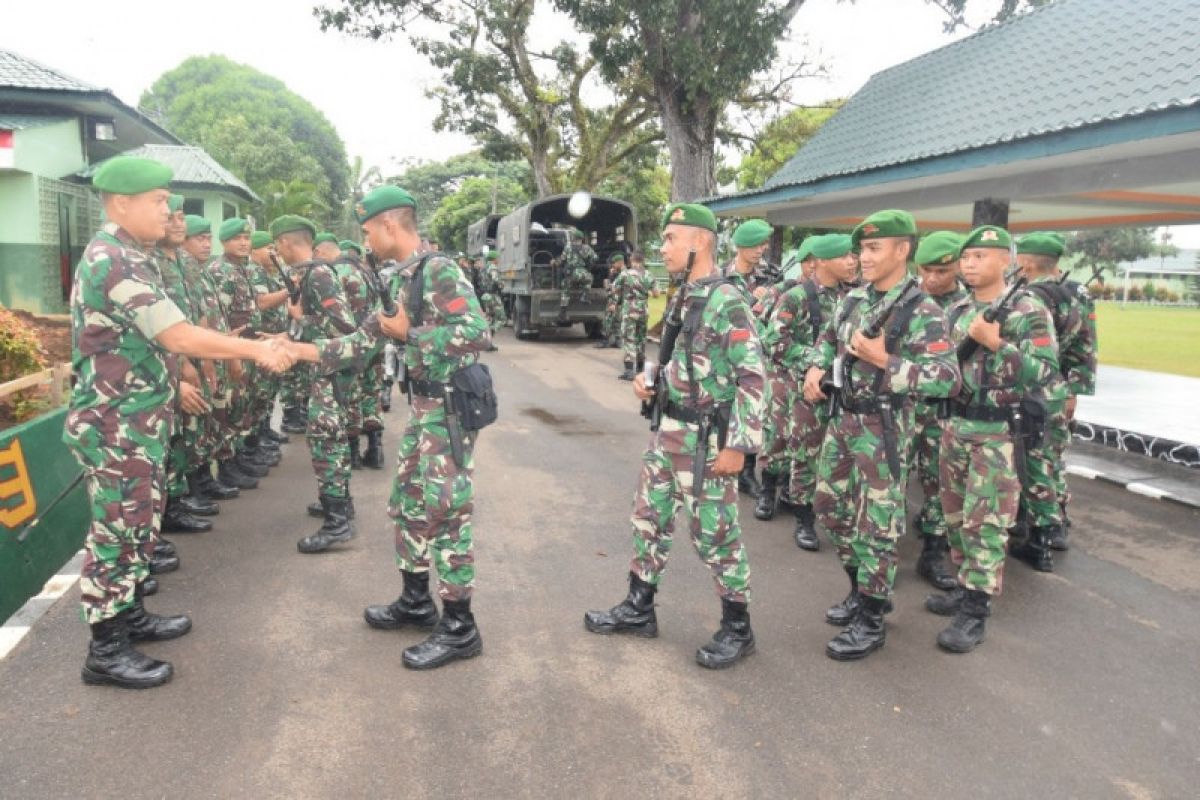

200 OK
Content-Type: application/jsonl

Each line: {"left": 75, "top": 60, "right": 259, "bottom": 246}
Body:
{"left": 604, "top": 300, "right": 621, "bottom": 341}
{"left": 629, "top": 429, "right": 752, "bottom": 604}
{"left": 911, "top": 402, "right": 947, "bottom": 538}
{"left": 307, "top": 376, "right": 350, "bottom": 499}
{"left": 786, "top": 391, "right": 828, "bottom": 506}
{"left": 342, "top": 369, "right": 365, "bottom": 437}
{"left": 1020, "top": 398, "right": 1068, "bottom": 527}
{"left": 939, "top": 422, "right": 1019, "bottom": 596}
{"left": 167, "top": 404, "right": 210, "bottom": 499}
{"left": 619, "top": 313, "right": 648, "bottom": 362}
{"left": 814, "top": 408, "right": 914, "bottom": 600}
{"left": 283, "top": 362, "right": 311, "bottom": 416}
{"left": 758, "top": 368, "right": 791, "bottom": 476}
{"left": 481, "top": 292, "right": 506, "bottom": 334}
{"left": 70, "top": 409, "right": 171, "bottom": 624}
{"left": 389, "top": 395, "right": 476, "bottom": 601}
{"left": 359, "top": 353, "right": 385, "bottom": 433}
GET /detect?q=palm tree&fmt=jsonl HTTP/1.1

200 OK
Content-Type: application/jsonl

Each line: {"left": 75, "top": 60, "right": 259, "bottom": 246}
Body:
{"left": 261, "top": 179, "right": 329, "bottom": 222}
{"left": 341, "top": 156, "right": 383, "bottom": 238}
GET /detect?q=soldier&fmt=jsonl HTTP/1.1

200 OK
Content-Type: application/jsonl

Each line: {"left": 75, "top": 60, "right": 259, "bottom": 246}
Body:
{"left": 560, "top": 228, "right": 598, "bottom": 300}
{"left": 803, "top": 209, "right": 960, "bottom": 661}
{"left": 764, "top": 233, "right": 856, "bottom": 549}
{"left": 68, "top": 156, "right": 291, "bottom": 688}
{"left": 596, "top": 252, "right": 625, "bottom": 349}
{"left": 285, "top": 186, "right": 491, "bottom": 669}
{"left": 585, "top": 203, "right": 765, "bottom": 670}
{"left": 343, "top": 239, "right": 389, "bottom": 466}
{"left": 248, "top": 230, "right": 293, "bottom": 446}
{"left": 723, "top": 218, "right": 773, "bottom": 300}
{"left": 321, "top": 233, "right": 375, "bottom": 471}
{"left": 751, "top": 235, "right": 815, "bottom": 321}
{"left": 928, "top": 225, "right": 1058, "bottom": 652}
{"left": 614, "top": 250, "right": 659, "bottom": 380}
{"left": 272, "top": 217, "right": 360, "bottom": 554}
{"left": 910, "top": 231, "right": 968, "bottom": 590}
{"left": 481, "top": 250, "right": 506, "bottom": 351}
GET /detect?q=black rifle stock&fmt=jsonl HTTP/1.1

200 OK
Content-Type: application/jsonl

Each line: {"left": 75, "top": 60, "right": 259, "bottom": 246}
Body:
{"left": 640, "top": 251, "right": 695, "bottom": 428}
{"left": 957, "top": 266, "right": 1028, "bottom": 362}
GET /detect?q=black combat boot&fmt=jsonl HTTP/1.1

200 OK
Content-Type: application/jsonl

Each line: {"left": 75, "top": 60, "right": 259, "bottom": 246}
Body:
{"left": 81, "top": 610, "right": 173, "bottom": 689}
{"left": 193, "top": 467, "right": 237, "bottom": 501}
{"left": 381, "top": 382, "right": 393, "bottom": 413}
{"left": 925, "top": 585, "right": 965, "bottom": 616}
{"left": 635, "top": 353, "right": 645, "bottom": 374}
{"left": 162, "top": 498, "right": 211, "bottom": 534}
{"left": 826, "top": 564, "right": 892, "bottom": 626}
{"left": 364, "top": 571, "right": 440, "bottom": 630}
{"left": 1011, "top": 526, "right": 1054, "bottom": 572}
{"left": 234, "top": 448, "right": 271, "bottom": 475}
{"left": 1049, "top": 512, "right": 1070, "bottom": 551}
{"left": 142, "top": 577, "right": 159, "bottom": 596}
{"left": 179, "top": 482, "right": 218, "bottom": 516}
{"left": 737, "top": 453, "right": 761, "bottom": 497}
{"left": 754, "top": 469, "right": 780, "bottom": 520}
{"left": 297, "top": 495, "right": 356, "bottom": 553}
{"left": 793, "top": 503, "right": 820, "bottom": 551}
{"left": 148, "top": 553, "right": 180, "bottom": 574}
{"left": 127, "top": 582, "right": 192, "bottom": 642}
{"left": 402, "top": 598, "right": 483, "bottom": 669}
{"left": 262, "top": 417, "right": 289, "bottom": 445}
{"left": 307, "top": 496, "right": 356, "bottom": 519}
{"left": 695, "top": 598, "right": 756, "bottom": 669}
{"left": 363, "top": 430, "right": 385, "bottom": 470}
{"left": 584, "top": 572, "right": 658, "bottom": 637}
{"left": 826, "top": 595, "right": 888, "bottom": 661}
{"left": 936, "top": 589, "right": 991, "bottom": 653}
{"left": 348, "top": 436, "right": 364, "bottom": 470}
{"left": 593, "top": 337, "right": 610, "bottom": 349}
{"left": 281, "top": 406, "right": 307, "bottom": 434}
{"left": 916, "top": 535, "right": 957, "bottom": 590}
{"left": 618, "top": 360, "right": 636, "bottom": 381}
{"left": 218, "top": 459, "right": 259, "bottom": 490}
{"left": 153, "top": 538, "right": 176, "bottom": 558}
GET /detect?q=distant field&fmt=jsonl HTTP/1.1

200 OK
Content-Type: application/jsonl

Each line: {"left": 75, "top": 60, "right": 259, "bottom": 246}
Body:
{"left": 1094, "top": 303, "right": 1200, "bottom": 377}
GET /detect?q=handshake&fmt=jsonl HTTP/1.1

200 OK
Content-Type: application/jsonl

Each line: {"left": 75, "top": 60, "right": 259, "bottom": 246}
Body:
{"left": 248, "top": 334, "right": 301, "bottom": 374}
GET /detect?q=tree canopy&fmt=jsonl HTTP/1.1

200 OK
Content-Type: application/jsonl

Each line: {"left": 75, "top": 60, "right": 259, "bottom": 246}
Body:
{"left": 1067, "top": 227, "right": 1155, "bottom": 280}
{"left": 427, "top": 175, "right": 530, "bottom": 253}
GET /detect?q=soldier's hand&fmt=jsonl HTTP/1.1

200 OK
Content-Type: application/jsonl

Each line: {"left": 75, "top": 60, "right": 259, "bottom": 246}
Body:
{"left": 633, "top": 373, "right": 654, "bottom": 401}
{"left": 849, "top": 331, "right": 888, "bottom": 368}
{"left": 379, "top": 305, "right": 410, "bottom": 341}
{"left": 180, "top": 359, "right": 201, "bottom": 388}
{"left": 253, "top": 339, "right": 294, "bottom": 373}
{"left": 803, "top": 367, "right": 827, "bottom": 403}
{"left": 967, "top": 316, "right": 1003, "bottom": 351}
{"left": 178, "top": 381, "right": 210, "bottom": 415}
{"left": 287, "top": 297, "right": 304, "bottom": 321}
{"left": 712, "top": 448, "right": 745, "bottom": 477}
{"left": 201, "top": 360, "right": 218, "bottom": 393}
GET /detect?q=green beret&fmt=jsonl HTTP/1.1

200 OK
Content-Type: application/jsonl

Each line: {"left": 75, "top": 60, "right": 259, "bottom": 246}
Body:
{"left": 218, "top": 217, "right": 250, "bottom": 242}
{"left": 1016, "top": 232, "right": 1066, "bottom": 258}
{"left": 960, "top": 225, "right": 1012, "bottom": 252}
{"left": 167, "top": 194, "right": 185, "bottom": 214}
{"left": 571, "top": 228, "right": 584, "bottom": 241}
{"left": 732, "top": 219, "right": 772, "bottom": 248}
{"left": 313, "top": 232, "right": 339, "bottom": 247}
{"left": 92, "top": 156, "right": 173, "bottom": 195}
{"left": 184, "top": 215, "right": 211, "bottom": 237}
{"left": 268, "top": 215, "right": 317, "bottom": 241}
{"left": 851, "top": 209, "right": 917, "bottom": 247}
{"left": 811, "top": 233, "right": 853, "bottom": 260}
{"left": 795, "top": 237, "right": 818, "bottom": 262}
{"left": 355, "top": 185, "right": 417, "bottom": 224}
{"left": 339, "top": 239, "right": 364, "bottom": 255}
{"left": 250, "top": 231, "right": 273, "bottom": 250}
{"left": 609, "top": 252, "right": 626, "bottom": 264}
{"left": 915, "top": 231, "right": 965, "bottom": 267}
{"left": 487, "top": 250, "right": 499, "bottom": 261}
{"left": 661, "top": 203, "right": 717, "bottom": 233}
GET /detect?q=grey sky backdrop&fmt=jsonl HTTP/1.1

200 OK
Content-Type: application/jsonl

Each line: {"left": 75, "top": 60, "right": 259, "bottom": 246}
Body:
{"left": 6, "top": 0, "right": 1198, "bottom": 246}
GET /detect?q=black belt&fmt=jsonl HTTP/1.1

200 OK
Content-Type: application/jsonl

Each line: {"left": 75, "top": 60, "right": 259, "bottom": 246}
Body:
{"left": 838, "top": 396, "right": 887, "bottom": 416}
{"left": 950, "top": 402, "right": 1011, "bottom": 423}
{"left": 661, "top": 400, "right": 706, "bottom": 424}
{"left": 408, "top": 378, "right": 447, "bottom": 398}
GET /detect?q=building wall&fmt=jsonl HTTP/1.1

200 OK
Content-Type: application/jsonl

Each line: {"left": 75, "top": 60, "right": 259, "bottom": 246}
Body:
{"left": 14, "top": 119, "right": 85, "bottom": 179}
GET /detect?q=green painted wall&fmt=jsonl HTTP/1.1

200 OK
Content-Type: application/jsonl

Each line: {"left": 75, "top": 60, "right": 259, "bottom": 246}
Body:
{"left": 0, "top": 172, "right": 38, "bottom": 244}
{"left": 0, "top": 243, "right": 52, "bottom": 312}
{"left": 0, "top": 409, "right": 88, "bottom": 625}
{"left": 14, "top": 120, "right": 85, "bottom": 179}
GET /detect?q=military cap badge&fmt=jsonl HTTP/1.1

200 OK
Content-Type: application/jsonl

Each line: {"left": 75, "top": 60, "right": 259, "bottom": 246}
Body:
{"left": 862, "top": 223, "right": 879, "bottom": 235}
{"left": 355, "top": 202, "right": 367, "bottom": 218}
{"left": 981, "top": 230, "right": 999, "bottom": 242}
{"left": 670, "top": 207, "right": 686, "bottom": 221}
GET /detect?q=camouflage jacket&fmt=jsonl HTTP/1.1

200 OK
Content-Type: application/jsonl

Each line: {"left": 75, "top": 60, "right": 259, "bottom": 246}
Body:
{"left": 484, "top": 263, "right": 504, "bottom": 295}
{"left": 1063, "top": 279, "right": 1097, "bottom": 396}
{"left": 946, "top": 291, "right": 1059, "bottom": 434}
{"left": 614, "top": 267, "right": 655, "bottom": 319}
{"left": 764, "top": 279, "right": 844, "bottom": 381}
{"left": 561, "top": 243, "right": 596, "bottom": 273}
{"left": 811, "top": 275, "right": 961, "bottom": 405}
{"left": 928, "top": 285, "right": 969, "bottom": 310}
{"left": 1026, "top": 276, "right": 1096, "bottom": 398}
{"left": 208, "top": 256, "right": 259, "bottom": 331}
{"left": 246, "top": 260, "right": 290, "bottom": 334}
{"left": 180, "top": 254, "right": 226, "bottom": 331}
{"left": 722, "top": 261, "right": 770, "bottom": 300}
{"left": 156, "top": 248, "right": 204, "bottom": 326}
{"left": 657, "top": 273, "right": 766, "bottom": 454}
{"left": 297, "top": 260, "right": 357, "bottom": 343}
{"left": 64, "top": 223, "right": 186, "bottom": 452}
{"left": 315, "top": 253, "right": 490, "bottom": 383}
{"left": 332, "top": 255, "right": 378, "bottom": 326}
{"left": 751, "top": 278, "right": 797, "bottom": 321}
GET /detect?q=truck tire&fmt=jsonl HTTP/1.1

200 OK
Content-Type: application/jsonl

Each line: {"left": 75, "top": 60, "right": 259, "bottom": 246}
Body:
{"left": 515, "top": 297, "right": 540, "bottom": 341}
{"left": 584, "top": 320, "right": 604, "bottom": 339}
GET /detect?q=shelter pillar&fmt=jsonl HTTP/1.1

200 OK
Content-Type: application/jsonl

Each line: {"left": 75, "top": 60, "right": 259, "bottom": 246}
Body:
{"left": 972, "top": 198, "right": 1010, "bottom": 227}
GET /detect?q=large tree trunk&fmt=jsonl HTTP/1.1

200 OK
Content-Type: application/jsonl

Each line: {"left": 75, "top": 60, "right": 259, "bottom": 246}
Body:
{"left": 658, "top": 85, "right": 717, "bottom": 202}
{"left": 530, "top": 146, "right": 554, "bottom": 199}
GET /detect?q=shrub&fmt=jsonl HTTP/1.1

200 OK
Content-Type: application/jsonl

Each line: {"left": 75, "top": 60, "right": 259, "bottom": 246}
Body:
{"left": 0, "top": 307, "right": 47, "bottom": 382}
{"left": 1128, "top": 286, "right": 1144, "bottom": 302}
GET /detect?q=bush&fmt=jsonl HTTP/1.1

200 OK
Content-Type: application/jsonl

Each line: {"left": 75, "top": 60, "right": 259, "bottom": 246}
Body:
{"left": 0, "top": 307, "right": 46, "bottom": 382}
{"left": 1101, "top": 285, "right": 1116, "bottom": 300}
{"left": 1142, "top": 281, "right": 1157, "bottom": 300}
{"left": 1088, "top": 283, "right": 1104, "bottom": 299}
{"left": 1128, "top": 286, "right": 1144, "bottom": 302}
{"left": 1155, "top": 286, "right": 1172, "bottom": 302}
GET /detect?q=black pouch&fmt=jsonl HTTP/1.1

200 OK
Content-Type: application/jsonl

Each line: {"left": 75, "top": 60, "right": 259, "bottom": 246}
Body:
{"left": 450, "top": 362, "right": 498, "bottom": 432}
{"left": 1015, "top": 396, "right": 1048, "bottom": 449}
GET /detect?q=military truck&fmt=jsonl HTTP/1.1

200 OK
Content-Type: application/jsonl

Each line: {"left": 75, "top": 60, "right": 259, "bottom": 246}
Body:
{"left": 466, "top": 214, "right": 502, "bottom": 258}
{"left": 494, "top": 194, "right": 636, "bottom": 340}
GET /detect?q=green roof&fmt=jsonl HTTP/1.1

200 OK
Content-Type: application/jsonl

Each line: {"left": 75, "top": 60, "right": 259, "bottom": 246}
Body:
{"left": 723, "top": 0, "right": 1200, "bottom": 203}
{"left": 79, "top": 144, "right": 260, "bottom": 204}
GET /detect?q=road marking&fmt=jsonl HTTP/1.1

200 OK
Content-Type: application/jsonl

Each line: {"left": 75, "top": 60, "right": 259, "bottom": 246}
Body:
{"left": 0, "top": 549, "right": 83, "bottom": 662}
{"left": 0, "top": 626, "right": 30, "bottom": 660}
{"left": 1066, "top": 464, "right": 1102, "bottom": 480}
{"left": 1125, "top": 482, "right": 1168, "bottom": 500}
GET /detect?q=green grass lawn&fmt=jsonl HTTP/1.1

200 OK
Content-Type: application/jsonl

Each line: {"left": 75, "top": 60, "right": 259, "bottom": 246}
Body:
{"left": 1093, "top": 302, "right": 1200, "bottom": 377}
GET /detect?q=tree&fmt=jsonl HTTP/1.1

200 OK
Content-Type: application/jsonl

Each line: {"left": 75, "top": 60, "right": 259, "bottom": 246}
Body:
{"left": 388, "top": 151, "right": 532, "bottom": 216}
{"left": 339, "top": 155, "right": 383, "bottom": 239}
{"left": 1067, "top": 227, "right": 1154, "bottom": 282}
{"left": 558, "top": 0, "right": 809, "bottom": 201}
{"left": 261, "top": 179, "right": 330, "bottom": 223}
{"left": 140, "top": 56, "right": 351, "bottom": 223}
{"left": 427, "top": 175, "right": 530, "bottom": 252}
{"left": 925, "top": 0, "right": 1053, "bottom": 32}
{"left": 734, "top": 102, "right": 841, "bottom": 191}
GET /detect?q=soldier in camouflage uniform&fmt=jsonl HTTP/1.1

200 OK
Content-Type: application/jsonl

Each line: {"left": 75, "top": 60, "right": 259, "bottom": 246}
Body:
{"left": 287, "top": 186, "right": 491, "bottom": 670}
{"left": 614, "top": 250, "right": 658, "bottom": 380}
{"left": 560, "top": 228, "right": 597, "bottom": 298}
{"left": 585, "top": 203, "right": 765, "bottom": 671}
{"left": 342, "top": 239, "right": 389, "bottom": 466}
{"left": 910, "top": 231, "right": 969, "bottom": 590}
{"left": 1012, "top": 232, "right": 1097, "bottom": 561}
{"left": 247, "top": 230, "right": 293, "bottom": 449}
{"left": 482, "top": 252, "right": 506, "bottom": 350}
{"left": 804, "top": 209, "right": 960, "bottom": 661}
{"left": 313, "top": 232, "right": 367, "bottom": 470}
{"left": 68, "top": 156, "right": 291, "bottom": 689}
{"left": 763, "top": 233, "right": 855, "bottom": 550}
{"left": 927, "top": 225, "right": 1058, "bottom": 652}
{"left": 271, "top": 217, "right": 360, "bottom": 554}
{"left": 596, "top": 252, "right": 625, "bottom": 348}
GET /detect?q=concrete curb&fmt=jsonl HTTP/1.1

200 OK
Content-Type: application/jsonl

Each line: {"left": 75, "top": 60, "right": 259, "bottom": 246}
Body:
{"left": 1065, "top": 463, "right": 1200, "bottom": 510}
{"left": 0, "top": 550, "right": 82, "bottom": 661}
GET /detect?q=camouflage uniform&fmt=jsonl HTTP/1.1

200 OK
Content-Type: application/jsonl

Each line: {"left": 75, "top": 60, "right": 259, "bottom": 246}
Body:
{"left": 561, "top": 241, "right": 597, "bottom": 291}
{"left": 481, "top": 261, "right": 507, "bottom": 334}
{"left": 315, "top": 253, "right": 490, "bottom": 598}
{"left": 1057, "top": 278, "right": 1098, "bottom": 513}
{"left": 245, "top": 257, "right": 290, "bottom": 430}
{"left": 614, "top": 265, "right": 655, "bottom": 363}
{"left": 629, "top": 275, "right": 765, "bottom": 602}
{"left": 811, "top": 275, "right": 960, "bottom": 599}
{"left": 332, "top": 254, "right": 378, "bottom": 436}
{"left": 603, "top": 266, "right": 624, "bottom": 343}
{"left": 942, "top": 292, "right": 1058, "bottom": 594}
{"left": 65, "top": 223, "right": 186, "bottom": 623}
{"left": 208, "top": 254, "right": 261, "bottom": 455}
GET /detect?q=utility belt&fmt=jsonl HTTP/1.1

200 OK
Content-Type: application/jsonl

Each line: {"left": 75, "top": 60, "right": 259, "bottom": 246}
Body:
{"left": 833, "top": 392, "right": 906, "bottom": 478}
{"left": 660, "top": 400, "right": 732, "bottom": 499}
{"left": 407, "top": 377, "right": 448, "bottom": 398}
{"left": 835, "top": 394, "right": 895, "bottom": 417}
{"left": 947, "top": 401, "right": 1010, "bottom": 423}
{"left": 404, "top": 365, "right": 499, "bottom": 468}
{"left": 945, "top": 397, "right": 1048, "bottom": 488}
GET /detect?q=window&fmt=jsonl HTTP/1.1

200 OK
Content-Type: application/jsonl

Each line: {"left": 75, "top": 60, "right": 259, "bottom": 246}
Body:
{"left": 182, "top": 198, "right": 204, "bottom": 216}
{"left": 87, "top": 117, "right": 116, "bottom": 141}
{"left": 222, "top": 202, "right": 236, "bottom": 220}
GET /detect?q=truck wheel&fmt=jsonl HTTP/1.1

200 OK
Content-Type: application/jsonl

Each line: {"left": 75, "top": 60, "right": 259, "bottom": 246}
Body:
{"left": 584, "top": 320, "right": 604, "bottom": 339}
{"left": 515, "top": 298, "right": 539, "bottom": 341}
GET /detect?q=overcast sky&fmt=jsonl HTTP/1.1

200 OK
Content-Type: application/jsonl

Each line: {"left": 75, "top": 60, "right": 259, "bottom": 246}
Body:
{"left": 5, "top": 0, "right": 1199, "bottom": 246}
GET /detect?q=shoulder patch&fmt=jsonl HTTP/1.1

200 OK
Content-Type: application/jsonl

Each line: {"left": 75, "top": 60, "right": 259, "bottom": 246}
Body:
{"left": 1032, "top": 335, "right": 1053, "bottom": 347}
{"left": 730, "top": 328, "right": 752, "bottom": 343}
{"left": 927, "top": 340, "right": 951, "bottom": 353}
{"left": 446, "top": 296, "right": 468, "bottom": 314}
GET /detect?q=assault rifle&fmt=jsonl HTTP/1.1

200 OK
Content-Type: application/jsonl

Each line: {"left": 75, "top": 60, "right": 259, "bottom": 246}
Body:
{"left": 365, "top": 251, "right": 398, "bottom": 318}
{"left": 640, "top": 252, "right": 694, "bottom": 430}
{"left": 956, "top": 264, "right": 1027, "bottom": 363}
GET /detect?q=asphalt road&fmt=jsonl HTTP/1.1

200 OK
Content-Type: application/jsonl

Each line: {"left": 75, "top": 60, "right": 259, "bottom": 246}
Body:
{"left": 1, "top": 328, "right": 1198, "bottom": 799}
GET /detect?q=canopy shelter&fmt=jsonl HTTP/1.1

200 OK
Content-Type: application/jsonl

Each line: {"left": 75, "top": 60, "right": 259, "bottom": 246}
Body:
{"left": 708, "top": 0, "right": 1200, "bottom": 232}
